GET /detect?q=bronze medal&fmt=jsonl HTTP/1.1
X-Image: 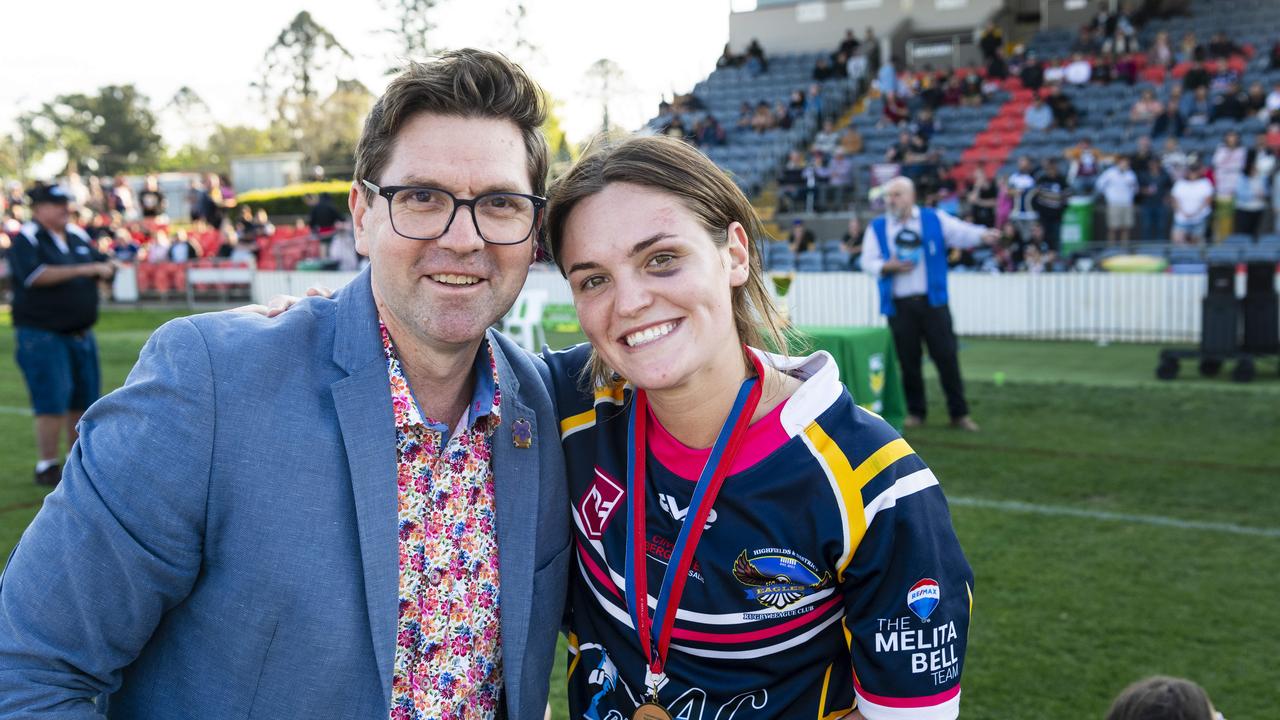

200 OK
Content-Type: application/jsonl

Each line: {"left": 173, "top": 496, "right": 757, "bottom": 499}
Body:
{"left": 631, "top": 702, "right": 674, "bottom": 720}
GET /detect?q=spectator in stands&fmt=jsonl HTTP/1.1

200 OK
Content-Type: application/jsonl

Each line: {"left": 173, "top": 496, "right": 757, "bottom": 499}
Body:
{"left": 735, "top": 101, "right": 753, "bottom": 131}
{"left": 911, "top": 107, "right": 937, "bottom": 141}
{"left": 662, "top": 115, "right": 687, "bottom": 139}
{"left": 1064, "top": 53, "right": 1093, "bottom": 85}
{"left": 877, "top": 56, "right": 902, "bottom": 98}
{"left": 196, "top": 173, "right": 232, "bottom": 229}
{"left": 169, "top": 228, "right": 201, "bottom": 262}
{"left": 1105, "top": 676, "right": 1219, "bottom": 720}
{"left": 1177, "top": 32, "right": 1204, "bottom": 64}
{"left": 110, "top": 227, "right": 140, "bottom": 262}
{"left": 1033, "top": 158, "right": 1069, "bottom": 254}
{"left": 750, "top": 101, "right": 774, "bottom": 133}
{"left": 1254, "top": 132, "right": 1278, "bottom": 177}
{"left": 860, "top": 176, "right": 997, "bottom": 431}
{"left": 806, "top": 83, "right": 826, "bottom": 121}
{"left": 235, "top": 205, "right": 260, "bottom": 241}
{"left": 1046, "top": 85, "right": 1079, "bottom": 130}
{"left": 1130, "top": 135, "right": 1157, "bottom": 169}
{"left": 778, "top": 150, "right": 807, "bottom": 211}
{"left": 1206, "top": 31, "right": 1241, "bottom": 60}
{"left": 110, "top": 175, "right": 137, "bottom": 220}
{"left": 84, "top": 176, "right": 108, "bottom": 216}
{"left": 1092, "top": 52, "right": 1117, "bottom": 85}
{"left": 1102, "top": 28, "right": 1139, "bottom": 56}
{"left": 1067, "top": 138, "right": 1101, "bottom": 194}
{"left": 138, "top": 175, "right": 165, "bottom": 220}
{"left": 1008, "top": 156, "right": 1040, "bottom": 230}
{"left": 1136, "top": 156, "right": 1173, "bottom": 241}
{"left": 1171, "top": 162, "right": 1214, "bottom": 244}
{"left": 745, "top": 38, "right": 769, "bottom": 75}
{"left": 1245, "top": 81, "right": 1268, "bottom": 118}
{"left": 1020, "top": 50, "right": 1045, "bottom": 92}
{"left": 812, "top": 56, "right": 835, "bottom": 82}
{"left": 1151, "top": 99, "right": 1186, "bottom": 138}
{"left": 1233, "top": 150, "right": 1269, "bottom": 240}
{"left": 829, "top": 146, "right": 855, "bottom": 188}
{"left": 1209, "top": 58, "right": 1238, "bottom": 96}
{"left": 1211, "top": 81, "right": 1249, "bottom": 123}
{"left": 772, "top": 101, "right": 794, "bottom": 130}
{"left": 1182, "top": 60, "right": 1210, "bottom": 92}
{"left": 881, "top": 91, "right": 910, "bottom": 126}
{"left": 215, "top": 229, "right": 257, "bottom": 263}
{"left": 695, "top": 115, "right": 726, "bottom": 147}
{"left": 715, "top": 43, "right": 741, "bottom": 69}
{"left": 1150, "top": 30, "right": 1175, "bottom": 68}
{"left": 1072, "top": 27, "right": 1101, "bottom": 56}
{"left": 788, "top": 89, "right": 807, "bottom": 115}
{"left": 864, "top": 27, "right": 882, "bottom": 72}
{"left": 960, "top": 72, "right": 984, "bottom": 106}
{"left": 1130, "top": 89, "right": 1163, "bottom": 125}
{"left": 813, "top": 118, "right": 840, "bottom": 157}
{"left": 307, "top": 193, "right": 345, "bottom": 239}
{"left": 845, "top": 46, "right": 869, "bottom": 93}
{"left": 788, "top": 218, "right": 816, "bottom": 254}
{"left": 986, "top": 49, "right": 1010, "bottom": 80}
{"left": 1025, "top": 95, "right": 1053, "bottom": 132}
{"left": 838, "top": 125, "right": 864, "bottom": 154}
{"left": 840, "top": 214, "right": 863, "bottom": 269}
{"left": 1182, "top": 86, "right": 1213, "bottom": 126}
{"left": 1161, "top": 137, "right": 1190, "bottom": 179}
{"left": 1212, "top": 130, "right": 1246, "bottom": 208}
{"left": 967, "top": 166, "right": 998, "bottom": 228}
{"left": 979, "top": 21, "right": 1003, "bottom": 62}
{"left": 145, "top": 230, "right": 171, "bottom": 262}
{"left": 1096, "top": 156, "right": 1139, "bottom": 245}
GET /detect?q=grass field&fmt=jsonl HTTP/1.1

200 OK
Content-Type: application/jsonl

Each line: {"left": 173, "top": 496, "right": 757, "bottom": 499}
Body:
{"left": 2, "top": 309, "right": 1277, "bottom": 718}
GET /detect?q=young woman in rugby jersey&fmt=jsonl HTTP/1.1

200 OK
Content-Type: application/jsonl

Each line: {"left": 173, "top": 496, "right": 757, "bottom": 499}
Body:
{"left": 543, "top": 134, "right": 973, "bottom": 720}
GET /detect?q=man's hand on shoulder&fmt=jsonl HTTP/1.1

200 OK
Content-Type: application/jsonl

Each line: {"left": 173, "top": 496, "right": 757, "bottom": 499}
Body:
{"left": 232, "top": 286, "right": 333, "bottom": 318}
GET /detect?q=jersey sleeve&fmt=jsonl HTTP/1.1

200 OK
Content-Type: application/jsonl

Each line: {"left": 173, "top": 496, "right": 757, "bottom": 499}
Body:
{"left": 816, "top": 407, "right": 973, "bottom": 720}
{"left": 7, "top": 233, "right": 41, "bottom": 287}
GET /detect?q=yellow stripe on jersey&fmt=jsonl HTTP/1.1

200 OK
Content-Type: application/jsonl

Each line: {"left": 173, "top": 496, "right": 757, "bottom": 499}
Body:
{"left": 803, "top": 426, "right": 914, "bottom": 583}
{"left": 560, "top": 382, "right": 630, "bottom": 440}
{"left": 816, "top": 662, "right": 854, "bottom": 720}
{"left": 567, "top": 632, "right": 582, "bottom": 680}
{"left": 559, "top": 408, "right": 596, "bottom": 439}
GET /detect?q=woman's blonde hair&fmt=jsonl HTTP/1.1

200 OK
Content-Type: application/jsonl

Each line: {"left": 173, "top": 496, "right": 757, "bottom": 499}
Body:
{"left": 545, "top": 134, "right": 795, "bottom": 388}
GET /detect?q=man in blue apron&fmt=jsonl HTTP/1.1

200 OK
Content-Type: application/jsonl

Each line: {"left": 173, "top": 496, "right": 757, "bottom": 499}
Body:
{"left": 860, "top": 176, "right": 998, "bottom": 431}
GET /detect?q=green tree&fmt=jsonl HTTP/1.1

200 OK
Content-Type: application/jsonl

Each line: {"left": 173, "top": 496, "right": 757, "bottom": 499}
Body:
{"left": 158, "top": 124, "right": 283, "bottom": 174}
{"left": 380, "top": 0, "right": 444, "bottom": 73}
{"left": 584, "top": 59, "right": 626, "bottom": 137}
{"left": 0, "top": 134, "right": 20, "bottom": 179}
{"left": 16, "top": 85, "right": 163, "bottom": 176}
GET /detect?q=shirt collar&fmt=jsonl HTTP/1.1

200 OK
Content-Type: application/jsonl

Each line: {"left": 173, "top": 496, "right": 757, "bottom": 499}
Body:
{"left": 380, "top": 320, "right": 502, "bottom": 435}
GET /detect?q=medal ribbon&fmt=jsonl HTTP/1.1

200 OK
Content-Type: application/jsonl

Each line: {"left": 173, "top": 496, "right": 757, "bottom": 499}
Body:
{"left": 624, "top": 349, "right": 766, "bottom": 681}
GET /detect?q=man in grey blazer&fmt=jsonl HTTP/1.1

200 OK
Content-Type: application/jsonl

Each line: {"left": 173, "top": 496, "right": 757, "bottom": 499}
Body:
{"left": 0, "top": 50, "right": 570, "bottom": 719}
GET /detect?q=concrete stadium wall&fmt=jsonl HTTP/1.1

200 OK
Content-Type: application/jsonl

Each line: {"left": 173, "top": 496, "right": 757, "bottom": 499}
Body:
{"left": 728, "top": 0, "right": 1004, "bottom": 56}
{"left": 253, "top": 269, "right": 1222, "bottom": 343}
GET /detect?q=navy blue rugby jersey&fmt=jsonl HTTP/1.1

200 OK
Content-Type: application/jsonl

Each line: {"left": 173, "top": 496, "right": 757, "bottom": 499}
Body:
{"left": 544, "top": 344, "right": 974, "bottom": 720}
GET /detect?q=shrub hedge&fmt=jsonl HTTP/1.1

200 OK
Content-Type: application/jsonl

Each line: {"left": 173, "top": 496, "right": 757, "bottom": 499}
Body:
{"left": 235, "top": 180, "right": 352, "bottom": 217}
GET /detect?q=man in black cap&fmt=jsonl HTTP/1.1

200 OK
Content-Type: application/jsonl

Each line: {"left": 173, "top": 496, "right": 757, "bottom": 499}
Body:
{"left": 6, "top": 183, "right": 116, "bottom": 486}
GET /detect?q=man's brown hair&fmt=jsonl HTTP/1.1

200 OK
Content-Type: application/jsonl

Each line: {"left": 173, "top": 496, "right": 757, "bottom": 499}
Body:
{"left": 353, "top": 49, "right": 549, "bottom": 197}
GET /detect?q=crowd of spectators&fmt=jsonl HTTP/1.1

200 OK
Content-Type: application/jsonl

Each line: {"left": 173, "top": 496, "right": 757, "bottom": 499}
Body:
{"left": 2, "top": 172, "right": 348, "bottom": 300}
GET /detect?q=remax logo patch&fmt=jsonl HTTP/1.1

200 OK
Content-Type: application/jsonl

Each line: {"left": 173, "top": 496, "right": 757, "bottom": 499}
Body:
{"left": 907, "top": 578, "right": 941, "bottom": 621}
{"left": 578, "top": 467, "right": 624, "bottom": 540}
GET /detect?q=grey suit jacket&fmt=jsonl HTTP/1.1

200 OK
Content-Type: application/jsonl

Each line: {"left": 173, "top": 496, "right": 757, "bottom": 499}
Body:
{"left": 0, "top": 268, "right": 570, "bottom": 719}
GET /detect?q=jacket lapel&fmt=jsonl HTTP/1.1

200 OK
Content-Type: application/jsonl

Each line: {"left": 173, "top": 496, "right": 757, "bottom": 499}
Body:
{"left": 488, "top": 330, "right": 539, "bottom": 715}
{"left": 330, "top": 269, "right": 399, "bottom": 705}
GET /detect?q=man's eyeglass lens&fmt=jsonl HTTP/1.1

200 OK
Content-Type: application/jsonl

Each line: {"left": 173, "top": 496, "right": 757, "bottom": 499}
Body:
{"left": 389, "top": 187, "right": 538, "bottom": 244}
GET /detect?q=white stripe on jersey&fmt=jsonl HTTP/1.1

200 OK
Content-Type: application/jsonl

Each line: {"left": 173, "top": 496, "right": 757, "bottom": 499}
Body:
{"left": 855, "top": 688, "right": 961, "bottom": 720}
{"left": 571, "top": 503, "right": 837, "bottom": 625}
{"left": 863, "top": 468, "right": 939, "bottom": 528}
{"left": 669, "top": 611, "right": 845, "bottom": 660}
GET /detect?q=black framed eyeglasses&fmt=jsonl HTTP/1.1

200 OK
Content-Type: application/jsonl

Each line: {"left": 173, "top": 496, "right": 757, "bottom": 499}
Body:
{"left": 362, "top": 179, "right": 546, "bottom": 245}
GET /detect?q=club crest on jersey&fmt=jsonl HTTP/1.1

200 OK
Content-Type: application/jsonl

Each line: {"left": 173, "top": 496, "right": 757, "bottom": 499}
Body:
{"left": 907, "top": 578, "right": 941, "bottom": 621}
{"left": 578, "top": 467, "right": 625, "bottom": 540}
{"left": 733, "top": 550, "right": 832, "bottom": 609}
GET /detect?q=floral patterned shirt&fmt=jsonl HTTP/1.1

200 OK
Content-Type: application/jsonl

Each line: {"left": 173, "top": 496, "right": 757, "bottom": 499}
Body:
{"left": 384, "top": 322, "right": 504, "bottom": 720}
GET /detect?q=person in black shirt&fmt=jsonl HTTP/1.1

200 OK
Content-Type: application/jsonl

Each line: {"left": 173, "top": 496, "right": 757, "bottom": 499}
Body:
{"left": 307, "top": 193, "right": 345, "bottom": 236}
{"left": 1182, "top": 61, "right": 1210, "bottom": 92}
{"left": 6, "top": 184, "right": 115, "bottom": 487}
{"left": 1211, "top": 82, "right": 1249, "bottom": 122}
{"left": 1020, "top": 52, "right": 1045, "bottom": 92}
{"left": 138, "top": 174, "right": 165, "bottom": 220}
{"left": 1032, "top": 159, "right": 1069, "bottom": 253}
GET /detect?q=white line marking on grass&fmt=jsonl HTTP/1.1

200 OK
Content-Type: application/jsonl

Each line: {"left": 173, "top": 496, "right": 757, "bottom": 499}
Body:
{"left": 949, "top": 496, "right": 1280, "bottom": 539}
{"left": 0, "top": 406, "right": 31, "bottom": 417}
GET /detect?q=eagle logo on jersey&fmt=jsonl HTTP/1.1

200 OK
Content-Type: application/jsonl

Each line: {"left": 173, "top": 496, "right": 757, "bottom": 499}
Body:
{"left": 578, "top": 467, "right": 625, "bottom": 540}
{"left": 907, "top": 578, "right": 941, "bottom": 621}
{"left": 732, "top": 550, "right": 832, "bottom": 609}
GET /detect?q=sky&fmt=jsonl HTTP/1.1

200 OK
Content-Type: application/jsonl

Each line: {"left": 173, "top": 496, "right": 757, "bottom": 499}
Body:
{"left": 0, "top": 0, "right": 759, "bottom": 154}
